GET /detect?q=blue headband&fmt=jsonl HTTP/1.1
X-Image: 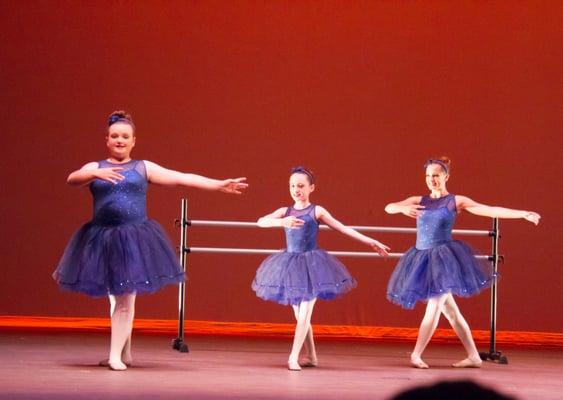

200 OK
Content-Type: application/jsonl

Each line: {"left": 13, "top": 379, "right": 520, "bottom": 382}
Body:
{"left": 108, "top": 114, "right": 134, "bottom": 127}
{"left": 290, "top": 166, "right": 315, "bottom": 183}
{"left": 424, "top": 159, "right": 449, "bottom": 174}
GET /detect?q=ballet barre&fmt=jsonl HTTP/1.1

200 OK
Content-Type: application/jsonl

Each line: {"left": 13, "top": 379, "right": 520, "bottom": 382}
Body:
{"left": 188, "top": 219, "right": 492, "bottom": 236}
{"left": 172, "top": 198, "right": 505, "bottom": 364}
{"left": 187, "top": 247, "right": 490, "bottom": 260}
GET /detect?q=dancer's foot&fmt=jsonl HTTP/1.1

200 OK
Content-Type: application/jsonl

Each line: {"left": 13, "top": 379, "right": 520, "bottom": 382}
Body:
{"left": 452, "top": 357, "right": 482, "bottom": 368}
{"left": 288, "top": 360, "right": 302, "bottom": 371}
{"left": 121, "top": 352, "right": 133, "bottom": 366}
{"left": 299, "top": 357, "right": 318, "bottom": 368}
{"left": 108, "top": 360, "right": 127, "bottom": 371}
{"left": 98, "top": 358, "right": 132, "bottom": 368}
{"left": 410, "top": 355, "right": 429, "bottom": 369}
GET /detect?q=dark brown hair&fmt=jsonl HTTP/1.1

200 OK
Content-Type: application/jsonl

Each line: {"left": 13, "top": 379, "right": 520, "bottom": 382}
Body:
{"left": 107, "top": 110, "right": 135, "bottom": 129}
{"left": 290, "top": 166, "right": 315, "bottom": 184}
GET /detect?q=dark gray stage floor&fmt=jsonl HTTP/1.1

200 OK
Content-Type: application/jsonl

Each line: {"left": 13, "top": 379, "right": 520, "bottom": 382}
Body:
{"left": 1, "top": 331, "right": 562, "bottom": 399}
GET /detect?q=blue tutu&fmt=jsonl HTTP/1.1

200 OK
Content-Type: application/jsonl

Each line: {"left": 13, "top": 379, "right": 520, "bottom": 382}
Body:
{"left": 252, "top": 204, "right": 357, "bottom": 306}
{"left": 387, "top": 194, "right": 494, "bottom": 309}
{"left": 52, "top": 160, "right": 184, "bottom": 297}
{"left": 252, "top": 248, "right": 357, "bottom": 306}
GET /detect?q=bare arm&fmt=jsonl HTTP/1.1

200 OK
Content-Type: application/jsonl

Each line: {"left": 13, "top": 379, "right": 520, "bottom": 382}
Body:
{"left": 316, "top": 206, "right": 390, "bottom": 256}
{"left": 67, "top": 162, "right": 125, "bottom": 186}
{"left": 256, "top": 207, "right": 305, "bottom": 229}
{"left": 384, "top": 196, "right": 424, "bottom": 218}
{"left": 456, "top": 195, "right": 541, "bottom": 225}
{"left": 144, "top": 161, "right": 248, "bottom": 194}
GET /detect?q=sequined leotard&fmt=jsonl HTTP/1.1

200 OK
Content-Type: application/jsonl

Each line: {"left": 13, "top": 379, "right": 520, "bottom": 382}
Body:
{"left": 252, "top": 204, "right": 357, "bottom": 305}
{"left": 387, "top": 194, "right": 494, "bottom": 309}
{"left": 53, "top": 160, "right": 184, "bottom": 296}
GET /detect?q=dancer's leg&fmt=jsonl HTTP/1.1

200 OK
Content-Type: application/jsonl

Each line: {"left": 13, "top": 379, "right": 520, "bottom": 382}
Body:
{"left": 99, "top": 295, "right": 132, "bottom": 367}
{"left": 292, "top": 304, "right": 318, "bottom": 367}
{"left": 288, "top": 298, "right": 317, "bottom": 370}
{"left": 108, "top": 293, "right": 136, "bottom": 371}
{"left": 410, "top": 294, "right": 449, "bottom": 368}
{"left": 441, "top": 294, "right": 482, "bottom": 368}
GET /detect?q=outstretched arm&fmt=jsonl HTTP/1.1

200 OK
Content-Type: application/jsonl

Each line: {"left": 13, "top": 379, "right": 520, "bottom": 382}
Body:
{"left": 316, "top": 206, "right": 390, "bottom": 256}
{"left": 257, "top": 207, "right": 305, "bottom": 229}
{"left": 456, "top": 195, "right": 540, "bottom": 225}
{"left": 67, "top": 162, "right": 125, "bottom": 186}
{"left": 384, "top": 196, "right": 424, "bottom": 219}
{"left": 144, "top": 161, "right": 248, "bottom": 194}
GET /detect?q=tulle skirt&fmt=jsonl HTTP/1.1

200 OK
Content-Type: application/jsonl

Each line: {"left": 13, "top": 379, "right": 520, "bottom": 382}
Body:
{"left": 252, "top": 249, "right": 357, "bottom": 306}
{"left": 387, "top": 240, "right": 494, "bottom": 309}
{"left": 53, "top": 219, "right": 185, "bottom": 297}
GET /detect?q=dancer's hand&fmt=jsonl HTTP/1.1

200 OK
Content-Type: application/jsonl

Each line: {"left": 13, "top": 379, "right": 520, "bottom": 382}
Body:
{"left": 219, "top": 177, "right": 248, "bottom": 194}
{"left": 369, "top": 240, "right": 391, "bottom": 257}
{"left": 94, "top": 167, "right": 125, "bottom": 184}
{"left": 523, "top": 211, "right": 541, "bottom": 225}
{"left": 402, "top": 204, "right": 425, "bottom": 219}
{"left": 282, "top": 216, "right": 305, "bottom": 229}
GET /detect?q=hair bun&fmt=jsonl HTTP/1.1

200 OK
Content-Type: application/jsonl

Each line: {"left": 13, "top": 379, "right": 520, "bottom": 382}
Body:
{"left": 424, "top": 157, "right": 451, "bottom": 174}
{"left": 108, "top": 110, "right": 134, "bottom": 127}
{"left": 437, "top": 156, "right": 451, "bottom": 167}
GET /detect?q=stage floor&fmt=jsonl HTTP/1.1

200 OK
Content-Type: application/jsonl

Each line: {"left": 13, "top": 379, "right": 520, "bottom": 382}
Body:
{"left": 1, "top": 330, "right": 562, "bottom": 399}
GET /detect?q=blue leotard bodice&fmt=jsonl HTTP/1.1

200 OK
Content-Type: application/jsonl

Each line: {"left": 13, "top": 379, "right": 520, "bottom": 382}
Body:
{"left": 415, "top": 194, "right": 457, "bottom": 250}
{"left": 284, "top": 204, "right": 319, "bottom": 253}
{"left": 90, "top": 160, "right": 148, "bottom": 226}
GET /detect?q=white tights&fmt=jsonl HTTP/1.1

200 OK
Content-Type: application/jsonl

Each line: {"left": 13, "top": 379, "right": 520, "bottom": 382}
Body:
{"left": 412, "top": 293, "right": 480, "bottom": 362}
{"left": 289, "top": 299, "right": 318, "bottom": 366}
{"left": 108, "top": 293, "right": 136, "bottom": 369}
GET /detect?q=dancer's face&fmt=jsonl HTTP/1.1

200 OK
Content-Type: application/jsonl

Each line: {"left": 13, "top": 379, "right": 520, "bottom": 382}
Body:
{"left": 289, "top": 173, "right": 315, "bottom": 203}
{"left": 106, "top": 123, "right": 135, "bottom": 160}
{"left": 425, "top": 163, "right": 449, "bottom": 192}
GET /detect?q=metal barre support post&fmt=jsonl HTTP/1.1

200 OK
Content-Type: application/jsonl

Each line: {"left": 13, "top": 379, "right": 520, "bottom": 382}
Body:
{"left": 174, "top": 198, "right": 502, "bottom": 361}
{"left": 479, "top": 218, "right": 507, "bottom": 364}
{"left": 172, "top": 199, "right": 189, "bottom": 353}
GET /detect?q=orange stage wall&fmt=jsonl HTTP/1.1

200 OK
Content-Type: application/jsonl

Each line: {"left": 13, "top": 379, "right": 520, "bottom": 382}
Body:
{"left": 1, "top": 1, "right": 562, "bottom": 335}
